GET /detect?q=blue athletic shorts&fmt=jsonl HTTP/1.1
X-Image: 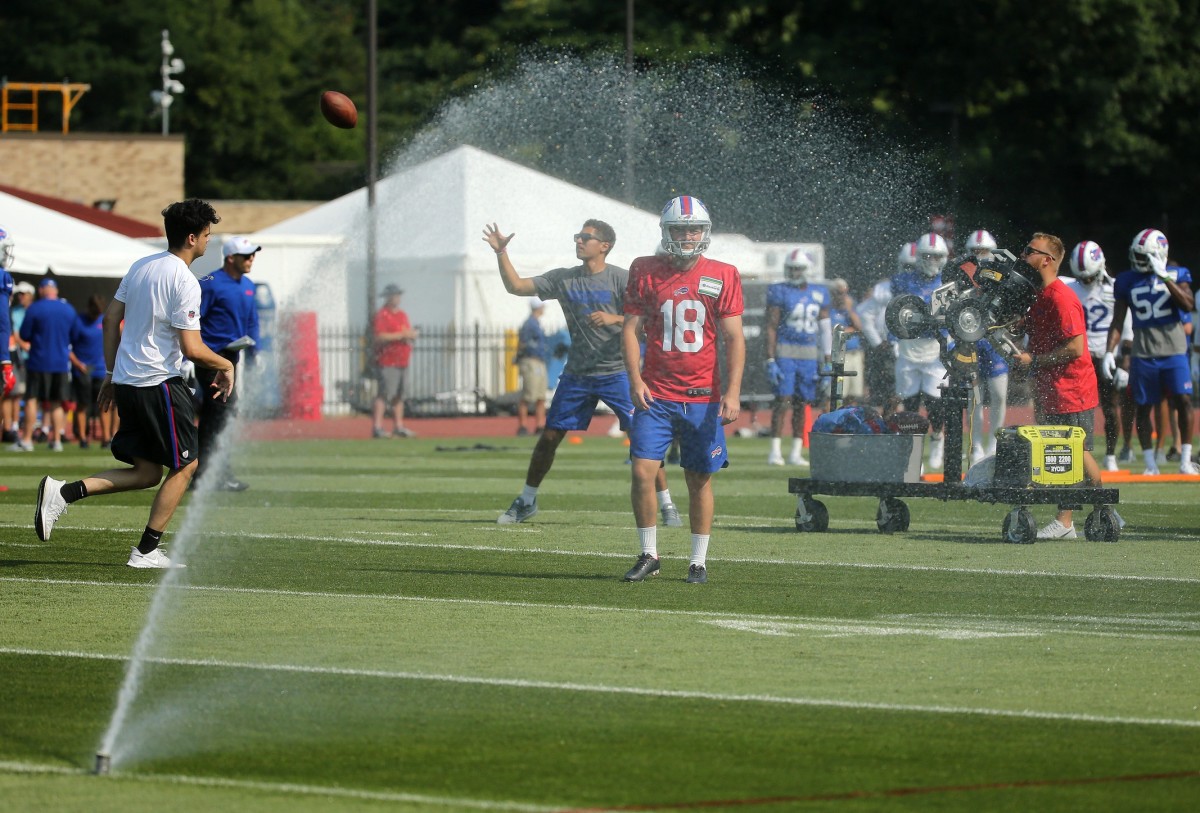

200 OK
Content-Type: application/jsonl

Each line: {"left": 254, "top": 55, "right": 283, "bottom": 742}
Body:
{"left": 545, "top": 372, "right": 635, "bottom": 431}
{"left": 775, "top": 358, "right": 819, "bottom": 401}
{"left": 1130, "top": 354, "right": 1193, "bottom": 405}
{"left": 629, "top": 399, "right": 729, "bottom": 474}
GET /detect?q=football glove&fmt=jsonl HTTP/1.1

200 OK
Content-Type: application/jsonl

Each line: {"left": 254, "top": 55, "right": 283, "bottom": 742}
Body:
{"left": 1101, "top": 351, "right": 1117, "bottom": 381}
{"left": 1114, "top": 367, "right": 1129, "bottom": 389}
{"left": 1, "top": 363, "right": 13, "bottom": 398}
{"left": 765, "top": 359, "right": 785, "bottom": 388}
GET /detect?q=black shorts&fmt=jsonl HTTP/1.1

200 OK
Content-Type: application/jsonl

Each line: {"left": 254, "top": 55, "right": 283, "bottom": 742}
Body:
{"left": 26, "top": 371, "right": 71, "bottom": 402}
{"left": 72, "top": 375, "right": 104, "bottom": 416}
{"left": 110, "top": 378, "right": 199, "bottom": 470}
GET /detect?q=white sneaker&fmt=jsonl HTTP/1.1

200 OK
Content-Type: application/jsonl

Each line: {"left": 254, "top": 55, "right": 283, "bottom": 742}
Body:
{"left": 928, "top": 437, "right": 945, "bottom": 470}
{"left": 661, "top": 502, "right": 683, "bottom": 527}
{"left": 1037, "top": 519, "right": 1077, "bottom": 539}
{"left": 1104, "top": 455, "right": 1119, "bottom": 472}
{"left": 970, "top": 446, "right": 986, "bottom": 467}
{"left": 34, "top": 476, "right": 69, "bottom": 541}
{"left": 49, "top": 440, "right": 63, "bottom": 452}
{"left": 10, "top": 440, "right": 33, "bottom": 452}
{"left": 1144, "top": 464, "right": 1161, "bottom": 476}
{"left": 1181, "top": 459, "right": 1199, "bottom": 475}
{"left": 126, "top": 546, "right": 185, "bottom": 569}
{"left": 607, "top": 422, "right": 625, "bottom": 438}
{"left": 787, "top": 451, "right": 809, "bottom": 466}
{"left": 766, "top": 452, "right": 785, "bottom": 466}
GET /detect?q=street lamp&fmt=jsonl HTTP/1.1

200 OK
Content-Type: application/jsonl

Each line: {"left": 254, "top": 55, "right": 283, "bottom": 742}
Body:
{"left": 150, "top": 29, "right": 185, "bottom": 136}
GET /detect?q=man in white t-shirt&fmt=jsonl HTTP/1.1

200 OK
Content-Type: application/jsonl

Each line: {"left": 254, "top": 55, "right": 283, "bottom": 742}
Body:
{"left": 33, "top": 199, "right": 236, "bottom": 568}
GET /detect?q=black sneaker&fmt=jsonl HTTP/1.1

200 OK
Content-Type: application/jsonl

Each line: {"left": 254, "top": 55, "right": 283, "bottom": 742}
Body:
{"left": 623, "top": 553, "right": 660, "bottom": 582}
{"left": 1166, "top": 447, "right": 1181, "bottom": 462}
{"left": 686, "top": 564, "right": 707, "bottom": 584}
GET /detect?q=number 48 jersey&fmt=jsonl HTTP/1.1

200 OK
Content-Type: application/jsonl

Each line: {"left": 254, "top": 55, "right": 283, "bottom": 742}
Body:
{"left": 625, "top": 254, "right": 744, "bottom": 402}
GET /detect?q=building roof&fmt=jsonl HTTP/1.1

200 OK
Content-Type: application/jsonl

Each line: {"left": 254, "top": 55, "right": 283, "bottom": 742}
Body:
{"left": 0, "top": 183, "right": 162, "bottom": 238}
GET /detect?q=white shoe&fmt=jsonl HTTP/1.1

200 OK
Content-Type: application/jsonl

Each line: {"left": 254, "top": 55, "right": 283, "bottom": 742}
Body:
{"left": 1155, "top": 449, "right": 1167, "bottom": 465}
{"left": 10, "top": 440, "right": 33, "bottom": 452}
{"left": 928, "top": 437, "right": 944, "bottom": 470}
{"left": 1037, "top": 519, "right": 1077, "bottom": 539}
{"left": 970, "top": 446, "right": 985, "bottom": 467}
{"left": 1144, "top": 464, "right": 1161, "bottom": 476}
{"left": 787, "top": 452, "right": 809, "bottom": 466}
{"left": 1104, "top": 455, "right": 1119, "bottom": 472}
{"left": 767, "top": 452, "right": 785, "bottom": 466}
{"left": 607, "top": 422, "right": 625, "bottom": 438}
{"left": 34, "top": 476, "right": 69, "bottom": 541}
{"left": 126, "top": 546, "right": 185, "bottom": 569}
{"left": 49, "top": 440, "right": 63, "bottom": 452}
{"left": 1181, "top": 459, "right": 1199, "bottom": 475}
{"left": 661, "top": 502, "right": 683, "bottom": 527}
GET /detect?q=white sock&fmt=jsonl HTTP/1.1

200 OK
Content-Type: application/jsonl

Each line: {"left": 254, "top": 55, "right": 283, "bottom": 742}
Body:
{"left": 638, "top": 527, "right": 658, "bottom": 558}
{"left": 769, "top": 437, "right": 782, "bottom": 455}
{"left": 521, "top": 484, "right": 538, "bottom": 503}
{"left": 690, "top": 534, "right": 710, "bottom": 567}
{"left": 790, "top": 438, "right": 804, "bottom": 457}
{"left": 1182, "top": 443, "right": 1193, "bottom": 461}
{"left": 656, "top": 489, "right": 672, "bottom": 508}
{"left": 1144, "top": 448, "right": 1156, "bottom": 468}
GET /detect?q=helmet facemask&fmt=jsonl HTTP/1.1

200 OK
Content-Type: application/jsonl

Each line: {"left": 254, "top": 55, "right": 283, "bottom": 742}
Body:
{"left": 660, "top": 196, "right": 712, "bottom": 259}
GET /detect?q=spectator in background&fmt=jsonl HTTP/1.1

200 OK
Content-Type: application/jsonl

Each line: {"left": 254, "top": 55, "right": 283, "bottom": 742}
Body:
{"left": 194, "top": 236, "right": 262, "bottom": 490}
{"left": 0, "top": 230, "right": 18, "bottom": 444}
{"left": 15, "top": 278, "right": 82, "bottom": 453}
{"left": 7, "top": 282, "right": 36, "bottom": 442}
{"left": 371, "top": 284, "right": 419, "bottom": 439}
{"left": 69, "top": 294, "right": 110, "bottom": 449}
{"left": 514, "top": 297, "right": 548, "bottom": 436}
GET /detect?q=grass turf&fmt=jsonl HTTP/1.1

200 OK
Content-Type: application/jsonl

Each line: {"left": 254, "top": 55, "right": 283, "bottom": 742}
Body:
{"left": 1, "top": 435, "right": 1198, "bottom": 811}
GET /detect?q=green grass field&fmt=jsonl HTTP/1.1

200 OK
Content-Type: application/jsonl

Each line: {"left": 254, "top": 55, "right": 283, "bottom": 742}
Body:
{"left": 1, "top": 434, "right": 1198, "bottom": 812}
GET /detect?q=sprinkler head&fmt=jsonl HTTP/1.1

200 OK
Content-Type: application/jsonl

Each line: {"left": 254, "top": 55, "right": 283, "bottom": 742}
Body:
{"left": 94, "top": 752, "right": 111, "bottom": 775}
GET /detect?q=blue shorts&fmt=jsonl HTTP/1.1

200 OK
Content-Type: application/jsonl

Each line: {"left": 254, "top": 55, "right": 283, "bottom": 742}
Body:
{"left": 1130, "top": 355, "right": 1193, "bottom": 405}
{"left": 545, "top": 372, "right": 635, "bottom": 431}
{"left": 629, "top": 399, "right": 729, "bottom": 474}
{"left": 775, "top": 358, "right": 819, "bottom": 401}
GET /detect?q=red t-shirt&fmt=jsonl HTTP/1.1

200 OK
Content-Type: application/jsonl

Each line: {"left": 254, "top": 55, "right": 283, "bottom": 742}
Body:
{"left": 374, "top": 306, "right": 412, "bottom": 368}
{"left": 625, "top": 254, "right": 744, "bottom": 402}
{"left": 1026, "top": 278, "right": 1098, "bottom": 414}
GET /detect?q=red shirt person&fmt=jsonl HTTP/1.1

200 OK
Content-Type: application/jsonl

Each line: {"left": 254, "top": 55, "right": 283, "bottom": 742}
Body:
{"left": 371, "top": 285, "right": 419, "bottom": 438}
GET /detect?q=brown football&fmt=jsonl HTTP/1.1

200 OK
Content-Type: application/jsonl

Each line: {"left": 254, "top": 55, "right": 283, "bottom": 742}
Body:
{"left": 320, "top": 91, "right": 358, "bottom": 129}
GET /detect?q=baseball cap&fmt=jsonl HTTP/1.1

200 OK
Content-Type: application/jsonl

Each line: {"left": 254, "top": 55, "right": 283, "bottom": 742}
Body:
{"left": 13, "top": 281, "right": 35, "bottom": 295}
{"left": 380, "top": 284, "right": 404, "bottom": 297}
{"left": 529, "top": 297, "right": 545, "bottom": 310}
{"left": 223, "top": 236, "right": 262, "bottom": 258}
{"left": 38, "top": 277, "right": 57, "bottom": 289}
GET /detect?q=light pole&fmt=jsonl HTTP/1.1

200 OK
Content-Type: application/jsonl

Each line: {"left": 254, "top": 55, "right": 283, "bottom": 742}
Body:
{"left": 150, "top": 29, "right": 185, "bottom": 136}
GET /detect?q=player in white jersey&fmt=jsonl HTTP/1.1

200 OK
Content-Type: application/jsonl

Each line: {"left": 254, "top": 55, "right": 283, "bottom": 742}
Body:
{"left": 33, "top": 200, "right": 236, "bottom": 568}
{"left": 1064, "top": 240, "right": 1133, "bottom": 471}
{"left": 856, "top": 241, "right": 915, "bottom": 407}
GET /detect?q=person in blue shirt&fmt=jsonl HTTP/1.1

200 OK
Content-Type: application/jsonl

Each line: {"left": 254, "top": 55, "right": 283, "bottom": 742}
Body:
{"left": 195, "top": 236, "right": 261, "bottom": 490}
{"left": 514, "top": 298, "right": 548, "bottom": 436}
{"left": 69, "top": 294, "right": 110, "bottom": 449}
{"left": 15, "top": 277, "right": 83, "bottom": 452}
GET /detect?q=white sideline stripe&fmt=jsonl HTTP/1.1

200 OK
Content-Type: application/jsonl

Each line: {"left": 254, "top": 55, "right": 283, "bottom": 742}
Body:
{"left": 0, "top": 759, "right": 555, "bottom": 812}
{"left": 3, "top": 646, "right": 1198, "bottom": 730}
{"left": 5, "top": 576, "right": 1199, "bottom": 641}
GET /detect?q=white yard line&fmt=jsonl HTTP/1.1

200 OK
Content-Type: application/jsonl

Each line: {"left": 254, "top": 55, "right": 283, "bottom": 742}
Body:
{"left": 1, "top": 646, "right": 1197, "bottom": 730}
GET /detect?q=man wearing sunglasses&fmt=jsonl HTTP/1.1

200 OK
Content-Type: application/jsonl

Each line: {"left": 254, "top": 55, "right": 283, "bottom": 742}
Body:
{"left": 1010, "top": 234, "right": 1105, "bottom": 539}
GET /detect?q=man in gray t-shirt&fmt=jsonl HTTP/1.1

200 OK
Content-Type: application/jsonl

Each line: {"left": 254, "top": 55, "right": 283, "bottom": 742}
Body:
{"left": 482, "top": 219, "right": 682, "bottom": 528}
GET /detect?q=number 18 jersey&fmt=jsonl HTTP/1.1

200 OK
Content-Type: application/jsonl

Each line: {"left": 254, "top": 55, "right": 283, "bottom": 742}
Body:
{"left": 625, "top": 254, "right": 745, "bottom": 402}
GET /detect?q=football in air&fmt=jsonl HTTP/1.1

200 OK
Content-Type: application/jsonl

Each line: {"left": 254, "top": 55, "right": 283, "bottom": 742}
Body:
{"left": 320, "top": 91, "right": 358, "bottom": 129}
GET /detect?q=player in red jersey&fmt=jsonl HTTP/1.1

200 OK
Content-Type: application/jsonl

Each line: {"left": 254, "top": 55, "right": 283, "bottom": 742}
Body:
{"left": 621, "top": 195, "right": 745, "bottom": 584}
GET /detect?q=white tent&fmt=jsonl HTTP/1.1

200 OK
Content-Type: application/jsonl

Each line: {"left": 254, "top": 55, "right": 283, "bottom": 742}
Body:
{"left": 254, "top": 145, "right": 822, "bottom": 332}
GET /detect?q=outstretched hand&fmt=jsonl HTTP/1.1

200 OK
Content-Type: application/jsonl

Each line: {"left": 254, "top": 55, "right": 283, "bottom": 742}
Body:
{"left": 212, "top": 367, "right": 236, "bottom": 402}
{"left": 483, "top": 223, "right": 514, "bottom": 254}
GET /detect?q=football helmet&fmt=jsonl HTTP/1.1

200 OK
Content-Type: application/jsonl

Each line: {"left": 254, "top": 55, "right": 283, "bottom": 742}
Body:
{"left": 0, "top": 224, "right": 13, "bottom": 269}
{"left": 660, "top": 195, "right": 711, "bottom": 259}
{"left": 1129, "top": 228, "right": 1168, "bottom": 274}
{"left": 915, "top": 232, "right": 949, "bottom": 278}
{"left": 896, "top": 241, "right": 918, "bottom": 274}
{"left": 1069, "top": 240, "right": 1106, "bottom": 283}
{"left": 965, "top": 229, "right": 997, "bottom": 258}
{"left": 783, "top": 248, "right": 813, "bottom": 284}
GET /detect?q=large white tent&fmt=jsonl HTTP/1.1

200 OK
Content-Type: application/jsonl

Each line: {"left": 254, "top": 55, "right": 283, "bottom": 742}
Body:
{"left": 251, "top": 145, "right": 821, "bottom": 332}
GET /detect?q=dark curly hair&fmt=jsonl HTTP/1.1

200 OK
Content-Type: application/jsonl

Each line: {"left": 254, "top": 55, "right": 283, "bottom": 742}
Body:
{"left": 162, "top": 199, "right": 220, "bottom": 249}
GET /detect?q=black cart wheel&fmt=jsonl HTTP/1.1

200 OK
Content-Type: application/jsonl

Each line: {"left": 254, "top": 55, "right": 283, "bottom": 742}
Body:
{"left": 795, "top": 497, "right": 829, "bottom": 532}
{"left": 1084, "top": 507, "right": 1121, "bottom": 543}
{"left": 1002, "top": 508, "right": 1036, "bottom": 544}
{"left": 876, "top": 497, "right": 911, "bottom": 534}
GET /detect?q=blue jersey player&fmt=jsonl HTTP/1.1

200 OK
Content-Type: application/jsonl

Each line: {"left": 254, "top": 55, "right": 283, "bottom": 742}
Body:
{"left": 764, "top": 248, "right": 831, "bottom": 466}
{"left": 1104, "top": 228, "right": 1196, "bottom": 475}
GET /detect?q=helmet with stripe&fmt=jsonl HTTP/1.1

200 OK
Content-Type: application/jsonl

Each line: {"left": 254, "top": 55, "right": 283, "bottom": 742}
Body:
{"left": 660, "top": 195, "right": 712, "bottom": 258}
{"left": 915, "top": 232, "right": 949, "bottom": 278}
{"left": 1129, "top": 228, "right": 1168, "bottom": 274}
{"left": 896, "top": 241, "right": 917, "bottom": 274}
{"left": 1069, "top": 240, "right": 1106, "bottom": 283}
{"left": 965, "top": 229, "right": 997, "bottom": 257}
{"left": 783, "top": 248, "right": 813, "bottom": 284}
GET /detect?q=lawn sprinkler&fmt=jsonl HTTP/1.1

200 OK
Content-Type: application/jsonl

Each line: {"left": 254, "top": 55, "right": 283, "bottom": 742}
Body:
{"left": 94, "top": 752, "right": 111, "bottom": 775}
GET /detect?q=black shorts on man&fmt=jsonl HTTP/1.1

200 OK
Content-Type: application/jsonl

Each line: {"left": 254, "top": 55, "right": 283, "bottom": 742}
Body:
{"left": 110, "top": 378, "right": 200, "bottom": 469}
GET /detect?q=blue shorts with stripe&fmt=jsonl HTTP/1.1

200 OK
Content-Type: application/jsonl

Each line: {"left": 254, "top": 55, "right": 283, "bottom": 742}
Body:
{"left": 774, "top": 357, "right": 820, "bottom": 401}
{"left": 1130, "top": 354, "right": 1193, "bottom": 405}
{"left": 629, "top": 399, "right": 729, "bottom": 474}
{"left": 546, "top": 372, "right": 635, "bottom": 431}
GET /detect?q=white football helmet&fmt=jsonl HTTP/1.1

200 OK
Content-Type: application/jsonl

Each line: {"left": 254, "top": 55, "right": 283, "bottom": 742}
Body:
{"left": 1069, "top": 240, "right": 1106, "bottom": 283}
{"left": 0, "top": 224, "right": 13, "bottom": 269}
{"left": 1129, "top": 228, "right": 1168, "bottom": 274}
{"left": 783, "top": 248, "right": 813, "bottom": 284}
{"left": 965, "top": 229, "right": 997, "bottom": 258}
{"left": 915, "top": 232, "right": 949, "bottom": 278}
{"left": 896, "top": 241, "right": 918, "bottom": 274}
{"left": 660, "top": 195, "right": 712, "bottom": 258}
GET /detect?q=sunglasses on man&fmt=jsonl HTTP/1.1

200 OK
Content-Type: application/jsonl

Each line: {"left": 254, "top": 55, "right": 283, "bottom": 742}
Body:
{"left": 1021, "top": 245, "right": 1054, "bottom": 260}
{"left": 573, "top": 233, "right": 603, "bottom": 243}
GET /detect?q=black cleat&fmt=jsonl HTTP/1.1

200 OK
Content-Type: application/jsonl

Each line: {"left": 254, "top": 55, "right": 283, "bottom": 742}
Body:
{"left": 623, "top": 553, "right": 660, "bottom": 582}
{"left": 686, "top": 564, "right": 707, "bottom": 584}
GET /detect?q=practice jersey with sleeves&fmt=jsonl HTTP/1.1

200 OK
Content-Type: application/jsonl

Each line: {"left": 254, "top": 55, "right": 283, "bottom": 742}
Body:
{"left": 625, "top": 254, "right": 744, "bottom": 403}
{"left": 532, "top": 264, "right": 628, "bottom": 376}
{"left": 1112, "top": 266, "right": 1192, "bottom": 358}
{"left": 766, "top": 283, "right": 828, "bottom": 349}
{"left": 1064, "top": 276, "right": 1132, "bottom": 357}
{"left": 19, "top": 297, "right": 81, "bottom": 373}
{"left": 111, "top": 251, "right": 202, "bottom": 387}
{"left": 72, "top": 312, "right": 107, "bottom": 377}
{"left": 891, "top": 269, "right": 943, "bottom": 363}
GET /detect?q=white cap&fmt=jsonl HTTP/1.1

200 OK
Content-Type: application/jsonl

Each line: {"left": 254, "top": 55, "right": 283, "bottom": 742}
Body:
{"left": 529, "top": 297, "right": 545, "bottom": 310}
{"left": 223, "top": 236, "right": 262, "bottom": 258}
{"left": 13, "top": 281, "right": 35, "bottom": 295}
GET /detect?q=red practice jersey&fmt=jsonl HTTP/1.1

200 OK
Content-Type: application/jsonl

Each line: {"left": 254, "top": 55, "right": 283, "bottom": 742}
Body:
{"left": 625, "top": 254, "right": 744, "bottom": 402}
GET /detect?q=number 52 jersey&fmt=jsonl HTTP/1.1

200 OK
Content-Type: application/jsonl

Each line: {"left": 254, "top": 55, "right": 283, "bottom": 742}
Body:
{"left": 625, "top": 254, "right": 745, "bottom": 402}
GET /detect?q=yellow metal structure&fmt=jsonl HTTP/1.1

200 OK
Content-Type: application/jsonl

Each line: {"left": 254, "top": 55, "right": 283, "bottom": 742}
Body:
{"left": 994, "top": 425, "right": 1086, "bottom": 487}
{"left": 1, "top": 82, "right": 91, "bottom": 134}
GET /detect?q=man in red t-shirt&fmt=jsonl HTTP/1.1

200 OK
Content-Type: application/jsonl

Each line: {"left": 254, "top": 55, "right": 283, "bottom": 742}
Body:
{"left": 622, "top": 196, "right": 745, "bottom": 584}
{"left": 372, "top": 285, "right": 419, "bottom": 438}
{"left": 1011, "top": 232, "right": 1104, "bottom": 539}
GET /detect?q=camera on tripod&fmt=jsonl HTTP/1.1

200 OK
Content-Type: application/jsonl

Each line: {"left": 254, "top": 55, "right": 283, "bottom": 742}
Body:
{"left": 884, "top": 248, "right": 1041, "bottom": 354}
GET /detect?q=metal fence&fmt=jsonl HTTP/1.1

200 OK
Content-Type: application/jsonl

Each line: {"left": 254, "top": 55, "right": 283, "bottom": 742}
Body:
{"left": 316, "top": 324, "right": 517, "bottom": 416}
